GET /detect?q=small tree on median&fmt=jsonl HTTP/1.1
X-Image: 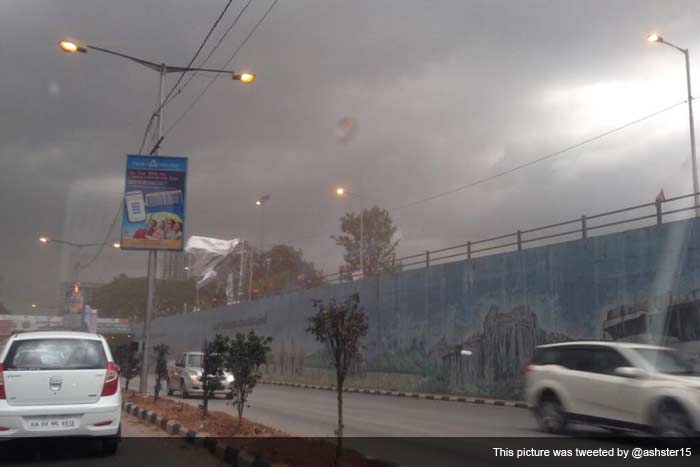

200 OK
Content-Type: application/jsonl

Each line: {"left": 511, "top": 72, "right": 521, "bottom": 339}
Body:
{"left": 306, "top": 293, "right": 368, "bottom": 463}
{"left": 153, "top": 344, "right": 170, "bottom": 401}
{"left": 225, "top": 330, "right": 272, "bottom": 427}
{"left": 200, "top": 335, "right": 228, "bottom": 417}
{"left": 117, "top": 344, "right": 141, "bottom": 392}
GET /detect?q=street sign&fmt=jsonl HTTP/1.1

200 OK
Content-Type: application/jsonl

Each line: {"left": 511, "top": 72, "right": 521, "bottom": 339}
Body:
{"left": 83, "top": 306, "right": 97, "bottom": 333}
{"left": 120, "top": 155, "right": 188, "bottom": 251}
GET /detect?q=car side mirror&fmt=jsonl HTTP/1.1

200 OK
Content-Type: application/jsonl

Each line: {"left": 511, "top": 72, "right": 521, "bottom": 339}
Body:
{"left": 614, "top": 366, "right": 647, "bottom": 379}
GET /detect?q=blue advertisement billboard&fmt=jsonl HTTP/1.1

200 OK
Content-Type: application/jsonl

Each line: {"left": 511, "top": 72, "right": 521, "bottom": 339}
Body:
{"left": 120, "top": 155, "right": 188, "bottom": 251}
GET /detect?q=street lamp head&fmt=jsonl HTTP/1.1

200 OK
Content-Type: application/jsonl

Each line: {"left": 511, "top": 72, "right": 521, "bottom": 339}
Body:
{"left": 336, "top": 187, "right": 346, "bottom": 197}
{"left": 31, "top": 304, "right": 37, "bottom": 308}
{"left": 236, "top": 72, "right": 256, "bottom": 84}
{"left": 647, "top": 33, "right": 663, "bottom": 43}
{"left": 256, "top": 200, "right": 262, "bottom": 206}
{"left": 59, "top": 39, "right": 87, "bottom": 54}
{"left": 39, "top": 236, "right": 49, "bottom": 244}
{"left": 184, "top": 266, "right": 190, "bottom": 271}
{"left": 112, "top": 242, "right": 121, "bottom": 249}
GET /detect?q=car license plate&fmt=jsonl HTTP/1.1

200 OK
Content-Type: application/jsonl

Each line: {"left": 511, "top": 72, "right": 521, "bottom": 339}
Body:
{"left": 27, "top": 417, "right": 78, "bottom": 431}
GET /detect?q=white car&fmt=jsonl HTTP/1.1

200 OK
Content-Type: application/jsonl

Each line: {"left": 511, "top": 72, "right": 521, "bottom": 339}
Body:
{"left": 0, "top": 331, "right": 121, "bottom": 454}
{"left": 525, "top": 341, "right": 700, "bottom": 437}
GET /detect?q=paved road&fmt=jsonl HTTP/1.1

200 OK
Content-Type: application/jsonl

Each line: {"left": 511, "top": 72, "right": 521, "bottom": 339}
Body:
{"left": 128, "top": 378, "right": 699, "bottom": 467}
{"left": 0, "top": 416, "right": 223, "bottom": 467}
{"left": 133, "top": 375, "right": 544, "bottom": 437}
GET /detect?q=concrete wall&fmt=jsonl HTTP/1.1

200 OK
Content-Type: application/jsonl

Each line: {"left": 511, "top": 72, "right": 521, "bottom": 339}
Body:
{"left": 141, "top": 217, "right": 700, "bottom": 398}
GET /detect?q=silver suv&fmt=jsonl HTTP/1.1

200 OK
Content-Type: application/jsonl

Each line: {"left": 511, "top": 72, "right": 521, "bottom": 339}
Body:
{"left": 525, "top": 341, "right": 700, "bottom": 437}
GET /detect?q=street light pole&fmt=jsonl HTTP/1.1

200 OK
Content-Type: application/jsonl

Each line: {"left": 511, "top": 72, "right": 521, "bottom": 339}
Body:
{"left": 140, "top": 64, "right": 165, "bottom": 393}
{"left": 648, "top": 33, "right": 698, "bottom": 216}
{"left": 59, "top": 38, "right": 255, "bottom": 393}
{"left": 684, "top": 50, "right": 698, "bottom": 216}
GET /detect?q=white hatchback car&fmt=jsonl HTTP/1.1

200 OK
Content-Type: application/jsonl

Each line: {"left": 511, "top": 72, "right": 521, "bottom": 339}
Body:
{"left": 525, "top": 341, "right": 700, "bottom": 437}
{"left": 0, "top": 331, "right": 121, "bottom": 454}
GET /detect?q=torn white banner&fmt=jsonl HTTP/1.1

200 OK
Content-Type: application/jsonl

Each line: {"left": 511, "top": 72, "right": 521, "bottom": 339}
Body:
{"left": 185, "top": 236, "right": 240, "bottom": 289}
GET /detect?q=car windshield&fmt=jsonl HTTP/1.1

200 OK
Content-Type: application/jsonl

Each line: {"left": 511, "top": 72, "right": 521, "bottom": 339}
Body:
{"left": 632, "top": 348, "right": 698, "bottom": 375}
{"left": 187, "top": 354, "right": 203, "bottom": 368}
{"left": 3, "top": 338, "right": 107, "bottom": 370}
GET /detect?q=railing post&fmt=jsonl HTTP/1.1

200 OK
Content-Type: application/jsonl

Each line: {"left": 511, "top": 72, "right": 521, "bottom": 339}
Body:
{"left": 656, "top": 200, "right": 663, "bottom": 225}
{"left": 426, "top": 250, "right": 430, "bottom": 268}
{"left": 516, "top": 230, "right": 522, "bottom": 251}
{"left": 467, "top": 241, "right": 471, "bottom": 259}
{"left": 581, "top": 215, "right": 587, "bottom": 239}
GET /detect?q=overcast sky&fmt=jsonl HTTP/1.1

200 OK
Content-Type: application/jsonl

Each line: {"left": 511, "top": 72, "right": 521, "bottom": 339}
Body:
{"left": 1, "top": 0, "right": 699, "bottom": 313}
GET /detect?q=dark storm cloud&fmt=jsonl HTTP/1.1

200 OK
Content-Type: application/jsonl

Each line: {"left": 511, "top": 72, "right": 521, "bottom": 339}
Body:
{"left": 1, "top": 0, "right": 699, "bottom": 312}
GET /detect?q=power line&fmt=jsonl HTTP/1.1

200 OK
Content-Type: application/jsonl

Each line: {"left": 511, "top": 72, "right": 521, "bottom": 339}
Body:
{"left": 164, "top": 0, "right": 280, "bottom": 137}
{"left": 77, "top": 203, "right": 123, "bottom": 271}
{"left": 389, "top": 100, "right": 688, "bottom": 212}
{"left": 170, "top": 0, "right": 255, "bottom": 102}
{"left": 138, "top": 0, "right": 236, "bottom": 153}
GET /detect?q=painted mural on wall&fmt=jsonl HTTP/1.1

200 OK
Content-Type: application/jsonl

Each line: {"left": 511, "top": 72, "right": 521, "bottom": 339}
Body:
{"left": 601, "top": 289, "right": 700, "bottom": 356}
{"left": 441, "top": 306, "right": 571, "bottom": 398}
{"left": 142, "top": 218, "right": 700, "bottom": 399}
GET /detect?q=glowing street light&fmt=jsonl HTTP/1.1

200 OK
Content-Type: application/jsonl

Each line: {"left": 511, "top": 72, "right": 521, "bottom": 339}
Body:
{"left": 31, "top": 304, "right": 37, "bottom": 308}
{"left": 238, "top": 72, "right": 256, "bottom": 84}
{"left": 112, "top": 243, "right": 121, "bottom": 249}
{"left": 39, "top": 236, "right": 49, "bottom": 244}
{"left": 647, "top": 33, "right": 661, "bottom": 43}
{"left": 59, "top": 40, "right": 86, "bottom": 54}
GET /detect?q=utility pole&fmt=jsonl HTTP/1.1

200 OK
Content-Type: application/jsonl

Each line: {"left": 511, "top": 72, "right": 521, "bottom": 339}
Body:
{"left": 139, "top": 64, "right": 165, "bottom": 393}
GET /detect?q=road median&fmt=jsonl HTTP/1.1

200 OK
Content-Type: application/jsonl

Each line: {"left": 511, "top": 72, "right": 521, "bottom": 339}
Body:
{"left": 122, "top": 391, "right": 406, "bottom": 467}
{"left": 260, "top": 379, "right": 529, "bottom": 409}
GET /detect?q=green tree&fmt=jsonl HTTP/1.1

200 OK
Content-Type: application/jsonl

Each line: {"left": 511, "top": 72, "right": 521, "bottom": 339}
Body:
{"left": 332, "top": 206, "right": 400, "bottom": 277}
{"left": 200, "top": 335, "right": 228, "bottom": 417}
{"left": 252, "top": 244, "right": 324, "bottom": 298}
{"left": 153, "top": 344, "right": 170, "bottom": 401}
{"left": 92, "top": 275, "right": 225, "bottom": 319}
{"left": 307, "top": 293, "right": 368, "bottom": 463}
{"left": 224, "top": 330, "right": 272, "bottom": 426}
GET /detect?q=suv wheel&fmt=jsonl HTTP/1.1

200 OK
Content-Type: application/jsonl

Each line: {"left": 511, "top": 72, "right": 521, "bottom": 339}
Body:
{"left": 654, "top": 399, "right": 694, "bottom": 438}
{"left": 536, "top": 394, "right": 567, "bottom": 434}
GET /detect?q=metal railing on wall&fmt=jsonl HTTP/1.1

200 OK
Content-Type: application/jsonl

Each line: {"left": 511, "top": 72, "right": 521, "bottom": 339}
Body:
{"left": 318, "top": 191, "right": 699, "bottom": 286}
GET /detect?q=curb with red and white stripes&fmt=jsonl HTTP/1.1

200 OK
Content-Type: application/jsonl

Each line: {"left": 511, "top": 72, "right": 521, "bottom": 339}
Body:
{"left": 122, "top": 401, "right": 407, "bottom": 467}
{"left": 261, "top": 380, "right": 529, "bottom": 409}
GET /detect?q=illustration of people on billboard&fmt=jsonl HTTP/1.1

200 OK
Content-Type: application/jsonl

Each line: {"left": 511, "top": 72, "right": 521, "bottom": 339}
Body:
{"left": 121, "top": 155, "right": 188, "bottom": 251}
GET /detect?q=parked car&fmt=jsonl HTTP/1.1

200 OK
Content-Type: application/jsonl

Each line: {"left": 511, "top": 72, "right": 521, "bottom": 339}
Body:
{"left": 0, "top": 331, "right": 121, "bottom": 454}
{"left": 166, "top": 351, "right": 234, "bottom": 399}
{"left": 525, "top": 341, "right": 700, "bottom": 437}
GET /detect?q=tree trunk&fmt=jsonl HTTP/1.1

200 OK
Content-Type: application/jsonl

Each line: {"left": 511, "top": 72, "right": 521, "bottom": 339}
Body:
{"left": 237, "top": 399, "right": 244, "bottom": 429}
{"left": 336, "top": 381, "right": 343, "bottom": 465}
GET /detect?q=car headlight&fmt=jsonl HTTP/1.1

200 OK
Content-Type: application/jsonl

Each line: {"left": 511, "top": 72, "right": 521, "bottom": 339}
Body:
{"left": 187, "top": 370, "right": 200, "bottom": 381}
{"left": 226, "top": 374, "right": 234, "bottom": 383}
